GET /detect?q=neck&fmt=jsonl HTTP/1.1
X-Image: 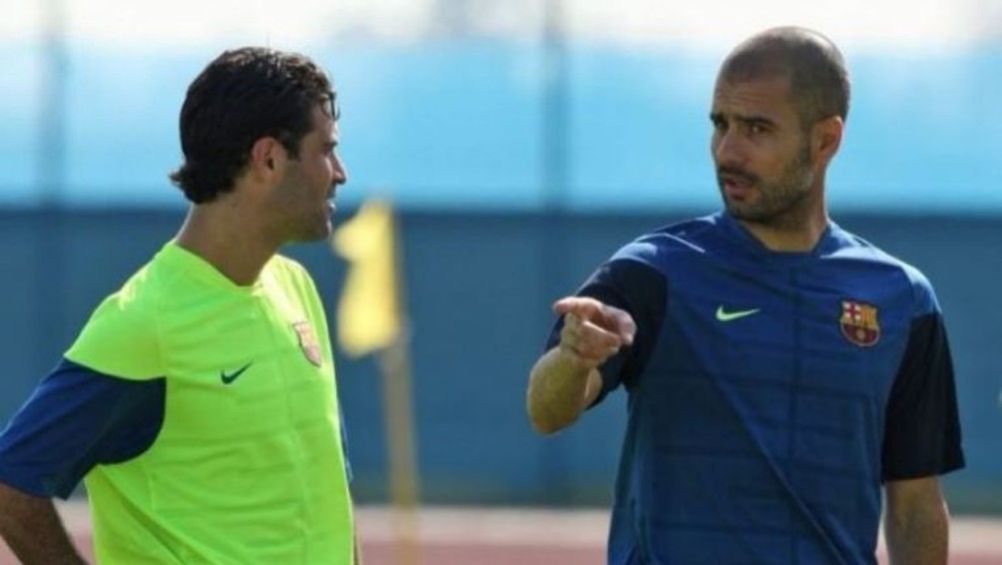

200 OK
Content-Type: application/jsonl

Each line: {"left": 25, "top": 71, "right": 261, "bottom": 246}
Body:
{"left": 738, "top": 211, "right": 829, "bottom": 252}
{"left": 175, "top": 198, "right": 279, "bottom": 286}
{"left": 737, "top": 187, "right": 829, "bottom": 252}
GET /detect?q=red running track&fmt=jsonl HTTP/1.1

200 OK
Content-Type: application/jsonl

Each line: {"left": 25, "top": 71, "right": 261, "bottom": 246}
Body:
{"left": 1, "top": 504, "right": 999, "bottom": 564}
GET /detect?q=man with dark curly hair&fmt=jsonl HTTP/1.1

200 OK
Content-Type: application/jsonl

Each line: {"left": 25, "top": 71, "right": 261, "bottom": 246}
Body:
{"left": 0, "top": 47, "right": 357, "bottom": 564}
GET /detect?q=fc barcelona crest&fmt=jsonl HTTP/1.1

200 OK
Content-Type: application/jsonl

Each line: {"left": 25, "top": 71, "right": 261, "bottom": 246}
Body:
{"left": 839, "top": 300, "right": 880, "bottom": 347}
{"left": 292, "top": 321, "right": 323, "bottom": 367}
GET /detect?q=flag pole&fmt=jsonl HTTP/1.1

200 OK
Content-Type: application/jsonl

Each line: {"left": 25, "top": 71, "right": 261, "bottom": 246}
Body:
{"left": 377, "top": 332, "right": 421, "bottom": 565}
{"left": 332, "top": 201, "right": 421, "bottom": 565}
{"left": 377, "top": 204, "right": 420, "bottom": 565}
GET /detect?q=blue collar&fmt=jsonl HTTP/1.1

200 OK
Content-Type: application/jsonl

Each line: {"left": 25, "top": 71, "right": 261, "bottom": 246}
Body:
{"left": 716, "top": 211, "right": 843, "bottom": 264}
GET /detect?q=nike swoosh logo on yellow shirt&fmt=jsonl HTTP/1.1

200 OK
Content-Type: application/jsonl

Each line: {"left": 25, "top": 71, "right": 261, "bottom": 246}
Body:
{"left": 715, "top": 305, "right": 761, "bottom": 322}
{"left": 220, "top": 362, "right": 253, "bottom": 385}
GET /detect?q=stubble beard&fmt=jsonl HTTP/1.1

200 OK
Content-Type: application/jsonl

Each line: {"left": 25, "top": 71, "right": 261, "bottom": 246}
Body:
{"left": 721, "top": 143, "right": 816, "bottom": 229}
{"left": 290, "top": 204, "right": 332, "bottom": 243}
{"left": 272, "top": 170, "right": 332, "bottom": 245}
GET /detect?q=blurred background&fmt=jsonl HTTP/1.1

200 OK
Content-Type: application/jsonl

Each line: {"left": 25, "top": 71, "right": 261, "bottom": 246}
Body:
{"left": 1, "top": 0, "right": 1001, "bottom": 560}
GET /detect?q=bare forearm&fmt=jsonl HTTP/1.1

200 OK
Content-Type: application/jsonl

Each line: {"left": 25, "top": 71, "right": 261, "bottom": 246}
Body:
{"left": 885, "top": 508, "right": 948, "bottom": 564}
{"left": 526, "top": 347, "right": 594, "bottom": 434}
{"left": 528, "top": 298, "right": 634, "bottom": 434}
{"left": 884, "top": 479, "right": 950, "bottom": 565}
{"left": 0, "top": 482, "right": 86, "bottom": 565}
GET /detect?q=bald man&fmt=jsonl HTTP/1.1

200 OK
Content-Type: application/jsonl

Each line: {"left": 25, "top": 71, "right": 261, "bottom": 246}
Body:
{"left": 527, "top": 27, "right": 963, "bottom": 564}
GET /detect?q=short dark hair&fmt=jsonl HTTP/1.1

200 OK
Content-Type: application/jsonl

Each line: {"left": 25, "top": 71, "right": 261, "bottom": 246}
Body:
{"left": 169, "top": 47, "right": 336, "bottom": 203}
{"left": 720, "top": 27, "right": 850, "bottom": 127}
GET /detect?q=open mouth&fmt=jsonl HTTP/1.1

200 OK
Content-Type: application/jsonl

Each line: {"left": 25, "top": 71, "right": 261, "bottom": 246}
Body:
{"left": 718, "top": 170, "right": 757, "bottom": 199}
{"left": 325, "top": 190, "right": 337, "bottom": 215}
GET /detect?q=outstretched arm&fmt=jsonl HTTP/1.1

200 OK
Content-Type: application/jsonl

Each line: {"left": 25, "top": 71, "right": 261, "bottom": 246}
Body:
{"left": 0, "top": 482, "right": 86, "bottom": 565}
{"left": 884, "top": 476, "right": 949, "bottom": 565}
{"left": 527, "top": 296, "right": 635, "bottom": 435}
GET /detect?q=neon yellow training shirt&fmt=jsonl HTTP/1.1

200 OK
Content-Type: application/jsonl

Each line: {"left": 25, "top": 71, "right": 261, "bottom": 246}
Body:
{"left": 65, "top": 241, "right": 354, "bottom": 564}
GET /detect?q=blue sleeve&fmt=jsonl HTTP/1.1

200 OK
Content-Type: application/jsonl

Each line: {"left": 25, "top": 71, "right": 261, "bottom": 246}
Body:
{"left": 546, "top": 258, "right": 668, "bottom": 406}
{"left": 0, "top": 359, "right": 165, "bottom": 499}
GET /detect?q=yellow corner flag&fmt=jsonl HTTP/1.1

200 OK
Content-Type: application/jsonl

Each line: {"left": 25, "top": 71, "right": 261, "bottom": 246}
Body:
{"left": 332, "top": 200, "right": 401, "bottom": 357}
{"left": 334, "top": 200, "right": 421, "bottom": 564}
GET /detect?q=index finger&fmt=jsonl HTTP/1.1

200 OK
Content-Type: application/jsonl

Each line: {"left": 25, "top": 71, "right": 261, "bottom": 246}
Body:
{"left": 555, "top": 297, "right": 635, "bottom": 345}
{"left": 553, "top": 296, "right": 606, "bottom": 320}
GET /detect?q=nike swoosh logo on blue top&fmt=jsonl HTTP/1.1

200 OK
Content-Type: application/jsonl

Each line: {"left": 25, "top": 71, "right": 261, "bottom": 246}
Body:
{"left": 220, "top": 362, "right": 253, "bottom": 385}
{"left": 716, "top": 305, "right": 761, "bottom": 322}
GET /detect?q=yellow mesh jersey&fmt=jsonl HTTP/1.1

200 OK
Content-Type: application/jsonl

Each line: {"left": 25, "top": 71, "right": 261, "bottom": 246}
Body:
{"left": 66, "top": 241, "right": 353, "bottom": 564}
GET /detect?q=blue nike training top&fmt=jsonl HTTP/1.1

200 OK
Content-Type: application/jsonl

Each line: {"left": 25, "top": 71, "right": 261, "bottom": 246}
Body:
{"left": 547, "top": 213, "right": 964, "bottom": 564}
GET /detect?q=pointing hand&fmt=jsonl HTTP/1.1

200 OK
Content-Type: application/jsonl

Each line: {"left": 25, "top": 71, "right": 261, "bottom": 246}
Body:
{"left": 553, "top": 296, "right": 636, "bottom": 369}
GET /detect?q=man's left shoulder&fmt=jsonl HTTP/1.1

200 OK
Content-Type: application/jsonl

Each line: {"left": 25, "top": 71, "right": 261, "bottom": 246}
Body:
{"left": 260, "top": 255, "right": 321, "bottom": 308}
{"left": 826, "top": 226, "right": 939, "bottom": 313}
{"left": 270, "top": 252, "right": 308, "bottom": 272}
{"left": 268, "top": 254, "right": 315, "bottom": 285}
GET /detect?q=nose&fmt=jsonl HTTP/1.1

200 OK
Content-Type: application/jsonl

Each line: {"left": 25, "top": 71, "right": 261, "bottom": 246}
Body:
{"left": 331, "top": 152, "right": 348, "bottom": 186}
{"left": 713, "top": 129, "right": 745, "bottom": 168}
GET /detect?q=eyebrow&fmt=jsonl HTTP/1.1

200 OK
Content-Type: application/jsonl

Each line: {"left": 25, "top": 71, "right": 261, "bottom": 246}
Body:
{"left": 709, "top": 112, "right": 776, "bottom": 127}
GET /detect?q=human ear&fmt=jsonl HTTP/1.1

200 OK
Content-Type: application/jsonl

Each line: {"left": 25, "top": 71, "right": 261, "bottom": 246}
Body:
{"left": 249, "top": 137, "right": 285, "bottom": 178}
{"left": 813, "top": 116, "right": 844, "bottom": 164}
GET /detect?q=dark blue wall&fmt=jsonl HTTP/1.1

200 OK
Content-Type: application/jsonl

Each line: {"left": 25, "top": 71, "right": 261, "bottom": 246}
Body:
{"left": 1, "top": 208, "right": 999, "bottom": 511}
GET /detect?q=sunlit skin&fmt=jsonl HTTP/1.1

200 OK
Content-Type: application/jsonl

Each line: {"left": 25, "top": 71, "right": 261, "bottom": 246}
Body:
{"left": 710, "top": 73, "right": 841, "bottom": 251}
{"left": 175, "top": 102, "right": 348, "bottom": 286}
{"left": 267, "top": 104, "right": 348, "bottom": 244}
